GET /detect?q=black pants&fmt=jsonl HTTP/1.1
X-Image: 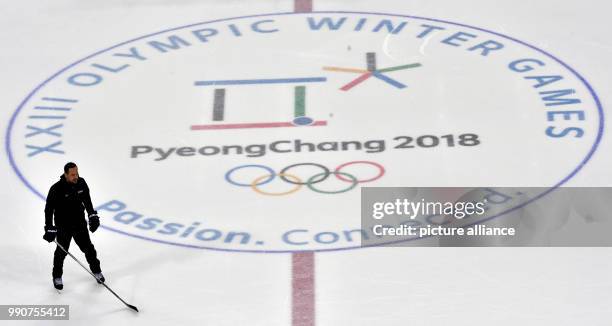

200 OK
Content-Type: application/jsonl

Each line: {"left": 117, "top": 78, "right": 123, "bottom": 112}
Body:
{"left": 52, "top": 227, "right": 101, "bottom": 278}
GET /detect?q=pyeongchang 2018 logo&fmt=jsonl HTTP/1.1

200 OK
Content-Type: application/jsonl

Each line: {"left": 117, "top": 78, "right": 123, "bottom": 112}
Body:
{"left": 6, "top": 12, "right": 603, "bottom": 253}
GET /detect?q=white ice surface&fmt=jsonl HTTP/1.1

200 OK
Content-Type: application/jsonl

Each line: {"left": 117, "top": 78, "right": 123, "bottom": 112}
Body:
{"left": 1, "top": 1, "right": 612, "bottom": 325}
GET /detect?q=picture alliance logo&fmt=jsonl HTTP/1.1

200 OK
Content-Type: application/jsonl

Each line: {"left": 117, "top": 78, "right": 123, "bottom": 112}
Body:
{"left": 7, "top": 12, "right": 601, "bottom": 252}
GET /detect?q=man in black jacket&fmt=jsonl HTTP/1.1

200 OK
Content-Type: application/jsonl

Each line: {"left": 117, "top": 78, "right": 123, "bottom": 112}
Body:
{"left": 43, "top": 162, "right": 105, "bottom": 290}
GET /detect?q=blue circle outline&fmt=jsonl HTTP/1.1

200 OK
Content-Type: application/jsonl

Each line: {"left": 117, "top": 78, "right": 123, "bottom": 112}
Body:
{"left": 225, "top": 164, "right": 275, "bottom": 187}
{"left": 5, "top": 11, "right": 604, "bottom": 254}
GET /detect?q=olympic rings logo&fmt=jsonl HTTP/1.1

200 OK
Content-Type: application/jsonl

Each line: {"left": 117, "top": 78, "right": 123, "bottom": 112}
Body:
{"left": 225, "top": 161, "right": 385, "bottom": 195}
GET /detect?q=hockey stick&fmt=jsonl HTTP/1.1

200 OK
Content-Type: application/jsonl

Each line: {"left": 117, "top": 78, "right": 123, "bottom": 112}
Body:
{"left": 53, "top": 239, "right": 139, "bottom": 312}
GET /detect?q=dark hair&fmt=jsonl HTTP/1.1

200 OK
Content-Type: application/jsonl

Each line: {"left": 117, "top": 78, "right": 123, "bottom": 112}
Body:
{"left": 64, "top": 162, "right": 77, "bottom": 173}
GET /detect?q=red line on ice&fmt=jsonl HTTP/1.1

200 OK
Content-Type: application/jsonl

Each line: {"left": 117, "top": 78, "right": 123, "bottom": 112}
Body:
{"left": 292, "top": 252, "right": 315, "bottom": 326}
{"left": 294, "top": 0, "right": 313, "bottom": 12}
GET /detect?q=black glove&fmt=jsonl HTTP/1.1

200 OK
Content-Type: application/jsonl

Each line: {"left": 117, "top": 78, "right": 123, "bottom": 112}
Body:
{"left": 88, "top": 213, "right": 100, "bottom": 233}
{"left": 43, "top": 226, "right": 57, "bottom": 242}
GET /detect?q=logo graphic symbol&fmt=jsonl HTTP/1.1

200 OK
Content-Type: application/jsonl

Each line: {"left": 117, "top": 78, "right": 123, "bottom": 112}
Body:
{"left": 192, "top": 77, "right": 328, "bottom": 130}
{"left": 225, "top": 161, "right": 385, "bottom": 195}
{"left": 6, "top": 12, "right": 603, "bottom": 253}
{"left": 324, "top": 52, "right": 422, "bottom": 91}
{"left": 191, "top": 51, "right": 420, "bottom": 131}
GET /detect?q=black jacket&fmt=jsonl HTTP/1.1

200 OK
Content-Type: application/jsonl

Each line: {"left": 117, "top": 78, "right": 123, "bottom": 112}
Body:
{"left": 44, "top": 175, "right": 97, "bottom": 230}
